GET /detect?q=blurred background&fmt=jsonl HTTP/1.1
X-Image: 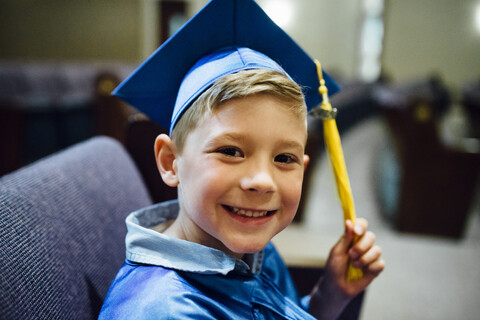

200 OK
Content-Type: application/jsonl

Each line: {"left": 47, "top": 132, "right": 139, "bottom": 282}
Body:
{"left": 1, "top": 0, "right": 479, "bottom": 319}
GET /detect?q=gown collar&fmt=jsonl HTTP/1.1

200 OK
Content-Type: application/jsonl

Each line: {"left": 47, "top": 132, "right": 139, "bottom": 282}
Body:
{"left": 125, "top": 200, "right": 263, "bottom": 275}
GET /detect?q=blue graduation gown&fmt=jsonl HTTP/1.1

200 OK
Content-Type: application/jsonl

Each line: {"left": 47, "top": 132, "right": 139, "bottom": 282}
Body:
{"left": 99, "top": 200, "right": 315, "bottom": 319}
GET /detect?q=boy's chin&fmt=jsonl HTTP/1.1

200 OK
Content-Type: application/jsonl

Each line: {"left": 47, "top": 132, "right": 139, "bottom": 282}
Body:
{"left": 223, "top": 227, "right": 290, "bottom": 257}
{"left": 225, "top": 240, "right": 269, "bottom": 257}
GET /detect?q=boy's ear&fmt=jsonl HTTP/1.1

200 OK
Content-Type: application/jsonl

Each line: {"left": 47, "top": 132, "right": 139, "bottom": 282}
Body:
{"left": 303, "top": 154, "right": 310, "bottom": 171}
{"left": 154, "top": 134, "right": 179, "bottom": 187}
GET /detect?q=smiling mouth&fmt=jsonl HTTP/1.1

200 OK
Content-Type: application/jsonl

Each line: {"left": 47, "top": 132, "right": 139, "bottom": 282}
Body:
{"left": 223, "top": 205, "right": 276, "bottom": 218}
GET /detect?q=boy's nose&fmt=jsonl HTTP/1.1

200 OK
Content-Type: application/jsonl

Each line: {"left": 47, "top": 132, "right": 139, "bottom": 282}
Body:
{"left": 240, "top": 171, "right": 276, "bottom": 194}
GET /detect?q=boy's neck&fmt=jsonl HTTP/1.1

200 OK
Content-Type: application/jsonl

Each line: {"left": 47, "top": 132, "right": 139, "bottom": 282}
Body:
{"left": 162, "top": 218, "right": 245, "bottom": 260}
{"left": 151, "top": 219, "right": 175, "bottom": 234}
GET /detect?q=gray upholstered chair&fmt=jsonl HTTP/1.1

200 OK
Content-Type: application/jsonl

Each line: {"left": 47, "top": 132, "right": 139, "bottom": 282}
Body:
{"left": 0, "top": 136, "right": 152, "bottom": 319}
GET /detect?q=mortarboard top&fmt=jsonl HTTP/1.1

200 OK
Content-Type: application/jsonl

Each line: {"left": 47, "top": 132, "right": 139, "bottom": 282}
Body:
{"left": 113, "top": 0, "right": 340, "bottom": 133}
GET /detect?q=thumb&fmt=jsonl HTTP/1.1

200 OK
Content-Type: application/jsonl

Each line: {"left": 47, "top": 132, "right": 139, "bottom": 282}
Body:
{"left": 331, "top": 220, "right": 356, "bottom": 255}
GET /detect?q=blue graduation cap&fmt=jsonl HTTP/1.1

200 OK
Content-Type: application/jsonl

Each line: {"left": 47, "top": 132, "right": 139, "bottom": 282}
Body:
{"left": 113, "top": 0, "right": 340, "bottom": 133}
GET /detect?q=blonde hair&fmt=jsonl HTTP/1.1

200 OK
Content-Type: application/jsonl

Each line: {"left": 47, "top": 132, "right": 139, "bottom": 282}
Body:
{"left": 172, "top": 69, "right": 306, "bottom": 153}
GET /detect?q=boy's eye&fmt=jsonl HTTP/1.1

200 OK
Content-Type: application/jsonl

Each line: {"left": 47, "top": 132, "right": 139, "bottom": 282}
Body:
{"left": 216, "top": 147, "right": 244, "bottom": 157}
{"left": 274, "top": 154, "right": 298, "bottom": 164}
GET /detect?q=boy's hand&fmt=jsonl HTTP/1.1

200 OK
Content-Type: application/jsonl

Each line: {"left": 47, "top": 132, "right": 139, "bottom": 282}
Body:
{"left": 324, "top": 218, "right": 384, "bottom": 297}
{"left": 309, "top": 218, "right": 385, "bottom": 319}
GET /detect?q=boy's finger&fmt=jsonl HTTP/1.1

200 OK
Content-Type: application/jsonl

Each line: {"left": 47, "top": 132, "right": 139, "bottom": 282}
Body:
{"left": 352, "top": 244, "right": 382, "bottom": 268}
{"left": 331, "top": 218, "right": 370, "bottom": 256}
{"left": 353, "top": 218, "right": 368, "bottom": 236}
{"left": 349, "top": 231, "right": 376, "bottom": 259}
{"left": 364, "top": 258, "right": 386, "bottom": 275}
{"left": 330, "top": 220, "right": 355, "bottom": 255}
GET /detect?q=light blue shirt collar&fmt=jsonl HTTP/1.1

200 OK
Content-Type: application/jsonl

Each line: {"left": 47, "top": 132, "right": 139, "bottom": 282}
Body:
{"left": 125, "top": 200, "right": 263, "bottom": 275}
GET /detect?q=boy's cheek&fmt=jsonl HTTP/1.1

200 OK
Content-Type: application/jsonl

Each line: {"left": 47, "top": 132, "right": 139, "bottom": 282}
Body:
{"left": 285, "top": 178, "right": 305, "bottom": 207}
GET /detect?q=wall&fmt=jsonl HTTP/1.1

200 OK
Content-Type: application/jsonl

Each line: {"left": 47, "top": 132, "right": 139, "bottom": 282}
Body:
{"left": 0, "top": 0, "right": 362, "bottom": 78}
{"left": 382, "top": 0, "right": 480, "bottom": 90}
{"left": 0, "top": 0, "right": 141, "bottom": 61}
{"left": 1, "top": 0, "right": 479, "bottom": 89}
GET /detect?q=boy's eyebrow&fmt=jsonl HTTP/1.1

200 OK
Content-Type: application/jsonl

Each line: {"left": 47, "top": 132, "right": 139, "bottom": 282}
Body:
{"left": 205, "top": 132, "right": 249, "bottom": 146}
{"left": 277, "top": 140, "right": 305, "bottom": 153}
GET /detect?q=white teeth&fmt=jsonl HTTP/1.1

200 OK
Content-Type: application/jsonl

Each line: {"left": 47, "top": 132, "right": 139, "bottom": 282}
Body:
{"left": 230, "top": 206, "right": 268, "bottom": 218}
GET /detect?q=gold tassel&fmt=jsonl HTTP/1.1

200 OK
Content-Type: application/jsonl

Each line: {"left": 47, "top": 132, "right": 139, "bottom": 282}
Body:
{"left": 312, "top": 60, "right": 363, "bottom": 281}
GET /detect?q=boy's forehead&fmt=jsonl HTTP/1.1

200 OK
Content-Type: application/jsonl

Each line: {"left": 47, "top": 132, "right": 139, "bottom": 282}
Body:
{"left": 112, "top": 0, "right": 340, "bottom": 132}
{"left": 198, "top": 95, "right": 308, "bottom": 144}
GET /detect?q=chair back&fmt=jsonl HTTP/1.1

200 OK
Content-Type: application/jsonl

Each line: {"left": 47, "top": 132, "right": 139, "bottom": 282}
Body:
{"left": 0, "top": 136, "right": 152, "bottom": 319}
{"left": 124, "top": 115, "right": 178, "bottom": 204}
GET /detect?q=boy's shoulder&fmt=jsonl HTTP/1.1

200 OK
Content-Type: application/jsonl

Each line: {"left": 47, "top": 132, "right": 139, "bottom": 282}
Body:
{"left": 100, "top": 262, "right": 203, "bottom": 318}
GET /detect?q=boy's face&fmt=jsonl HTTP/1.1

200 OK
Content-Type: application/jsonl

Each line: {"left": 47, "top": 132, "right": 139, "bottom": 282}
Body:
{"left": 174, "top": 94, "right": 309, "bottom": 258}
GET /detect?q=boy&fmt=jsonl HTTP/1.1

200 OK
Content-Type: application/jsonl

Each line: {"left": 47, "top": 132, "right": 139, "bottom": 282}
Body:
{"left": 99, "top": 1, "right": 384, "bottom": 319}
